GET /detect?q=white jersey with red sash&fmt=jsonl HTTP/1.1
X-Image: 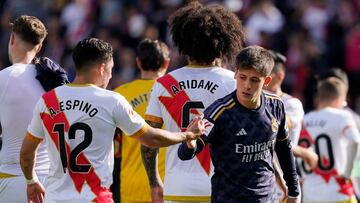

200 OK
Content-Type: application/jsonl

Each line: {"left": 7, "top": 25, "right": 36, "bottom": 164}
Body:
{"left": 27, "top": 84, "right": 146, "bottom": 203}
{"left": 145, "top": 66, "right": 236, "bottom": 201}
{"left": 299, "top": 107, "right": 360, "bottom": 202}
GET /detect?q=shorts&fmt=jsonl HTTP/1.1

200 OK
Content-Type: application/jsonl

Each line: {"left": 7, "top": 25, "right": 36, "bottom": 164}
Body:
{"left": 0, "top": 173, "right": 47, "bottom": 203}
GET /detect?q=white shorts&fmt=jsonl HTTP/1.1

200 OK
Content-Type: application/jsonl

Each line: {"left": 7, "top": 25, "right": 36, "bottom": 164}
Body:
{"left": 0, "top": 174, "right": 47, "bottom": 203}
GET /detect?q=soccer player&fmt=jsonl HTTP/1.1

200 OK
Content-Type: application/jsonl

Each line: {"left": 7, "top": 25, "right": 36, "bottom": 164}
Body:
{"left": 300, "top": 77, "right": 360, "bottom": 203}
{"left": 19, "top": 38, "right": 204, "bottom": 203}
{"left": 113, "top": 39, "right": 169, "bottom": 203}
{"left": 264, "top": 51, "right": 318, "bottom": 201}
{"left": 178, "top": 46, "right": 300, "bottom": 203}
{"left": 142, "top": 2, "right": 244, "bottom": 202}
{"left": 0, "top": 15, "right": 68, "bottom": 203}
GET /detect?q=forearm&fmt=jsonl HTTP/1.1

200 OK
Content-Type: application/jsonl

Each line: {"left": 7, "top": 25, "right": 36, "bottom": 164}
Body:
{"left": 141, "top": 145, "right": 162, "bottom": 187}
{"left": 275, "top": 139, "right": 300, "bottom": 197}
{"left": 20, "top": 147, "right": 37, "bottom": 179}
{"left": 143, "top": 127, "right": 193, "bottom": 148}
{"left": 344, "top": 142, "right": 359, "bottom": 178}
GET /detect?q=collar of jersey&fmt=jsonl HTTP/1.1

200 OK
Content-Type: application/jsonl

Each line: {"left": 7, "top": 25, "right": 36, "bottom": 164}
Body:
{"left": 187, "top": 64, "right": 216, "bottom": 68}
{"left": 65, "top": 83, "right": 95, "bottom": 87}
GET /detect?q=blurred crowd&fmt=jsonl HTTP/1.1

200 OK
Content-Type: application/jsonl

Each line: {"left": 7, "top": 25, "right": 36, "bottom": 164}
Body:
{"left": 0, "top": 0, "right": 360, "bottom": 112}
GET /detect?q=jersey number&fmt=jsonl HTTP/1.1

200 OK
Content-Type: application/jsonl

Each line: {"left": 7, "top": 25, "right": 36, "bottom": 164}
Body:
{"left": 53, "top": 122, "right": 93, "bottom": 173}
{"left": 181, "top": 101, "right": 205, "bottom": 128}
{"left": 299, "top": 134, "right": 335, "bottom": 173}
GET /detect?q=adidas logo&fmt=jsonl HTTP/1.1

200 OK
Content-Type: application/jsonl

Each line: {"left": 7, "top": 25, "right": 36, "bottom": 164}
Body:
{"left": 236, "top": 128, "right": 247, "bottom": 136}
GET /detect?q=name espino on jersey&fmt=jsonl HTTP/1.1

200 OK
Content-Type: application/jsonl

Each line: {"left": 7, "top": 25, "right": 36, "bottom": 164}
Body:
{"left": 48, "top": 99, "right": 98, "bottom": 118}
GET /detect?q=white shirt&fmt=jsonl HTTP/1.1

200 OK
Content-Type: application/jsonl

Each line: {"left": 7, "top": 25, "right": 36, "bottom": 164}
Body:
{"left": 0, "top": 63, "right": 49, "bottom": 176}
{"left": 301, "top": 107, "right": 360, "bottom": 202}
{"left": 28, "top": 84, "right": 146, "bottom": 202}
{"left": 145, "top": 66, "right": 236, "bottom": 201}
{"left": 281, "top": 93, "right": 304, "bottom": 146}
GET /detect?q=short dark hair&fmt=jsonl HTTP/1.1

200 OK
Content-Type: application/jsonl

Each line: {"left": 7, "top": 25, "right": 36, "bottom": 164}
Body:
{"left": 318, "top": 68, "right": 349, "bottom": 89}
{"left": 269, "top": 50, "right": 286, "bottom": 74}
{"left": 169, "top": 1, "right": 244, "bottom": 64}
{"left": 72, "top": 38, "right": 113, "bottom": 72}
{"left": 235, "top": 46, "right": 274, "bottom": 76}
{"left": 10, "top": 15, "right": 47, "bottom": 45}
{"left": 317, "top": 77, "right": 346, "bottom": 102}
{"left": 137, "top": 39, "right": 169, "bottom": 71}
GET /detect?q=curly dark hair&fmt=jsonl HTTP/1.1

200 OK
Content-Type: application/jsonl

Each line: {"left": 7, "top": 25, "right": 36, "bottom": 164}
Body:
{"left": 169, "top": 1, "right": 245, "bottom": 64}
{"left": 10, "top": 15, "right": 47, "bottom": 45}
{"left": 72, "top": 38, "right": 113, "bottom": 72}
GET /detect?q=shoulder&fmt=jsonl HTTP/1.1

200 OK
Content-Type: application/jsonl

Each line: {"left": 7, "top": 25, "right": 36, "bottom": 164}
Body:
{"left": 263, "top": 90, "right": 284, "bottom": 106}
{"left": 204, "top": 92, "right": 236, "bottom": 122}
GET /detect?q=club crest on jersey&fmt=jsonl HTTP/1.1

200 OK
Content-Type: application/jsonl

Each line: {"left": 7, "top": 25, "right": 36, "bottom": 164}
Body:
{"left": 271, "top": 117, "right": 279, "bottom": 133}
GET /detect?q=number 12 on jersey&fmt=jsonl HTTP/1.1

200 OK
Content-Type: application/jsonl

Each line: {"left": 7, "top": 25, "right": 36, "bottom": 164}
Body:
{"left": 53, "top": 122, "right": 93, "bottom": 173}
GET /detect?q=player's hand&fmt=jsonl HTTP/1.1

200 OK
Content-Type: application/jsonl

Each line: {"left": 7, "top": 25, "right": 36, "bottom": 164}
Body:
{"left": 186, "top": 139, "right": 197, "bottom": 149}
{"left": 150, "top": 185, "right": 164, "bottom": 203}
{"left": 286, "top": 196, "right": 301, "bottom": 203}
{"left": 302, "top": 148, "right": 319, "bottom": 170}
{"left": 186, "top": 116, "right": 205, "bottom": 140}
{"left": 27, "top": 181, "right": 45, "bottom": 203}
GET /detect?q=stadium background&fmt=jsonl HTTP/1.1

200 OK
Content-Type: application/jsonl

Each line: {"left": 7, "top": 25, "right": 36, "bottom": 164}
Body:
{"left": 0, "top": 0, "right": 359, "bottom": 113}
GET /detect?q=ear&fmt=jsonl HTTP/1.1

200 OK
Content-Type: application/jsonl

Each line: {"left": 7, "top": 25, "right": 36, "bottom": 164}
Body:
{"left": 162, "top": 58, "right": 170, "bottom": 70}
{"left": 264, "top": 75, "right": 272, "bottom": 86}
{"left": 9, "top": 32, "right": 15, "bottom": 45}
{"left": 34, "top": 43, "right": 42, "bottom": 54}
{"left": 97, "top": 63, "right": 105, "bottom": 75}
{"left": 136, "top": 57, "right": 142, "bottom": 70}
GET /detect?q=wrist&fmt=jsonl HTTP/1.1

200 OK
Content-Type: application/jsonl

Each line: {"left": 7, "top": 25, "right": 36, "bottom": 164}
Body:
{"left": 25, "top": 176, "right": 39, "bottom": 185}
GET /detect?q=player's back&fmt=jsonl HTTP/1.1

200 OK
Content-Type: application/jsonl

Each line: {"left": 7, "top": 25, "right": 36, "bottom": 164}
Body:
{"left": 0, "top": 64, "right": 49, "bottom": 176}
{"left": 301, "top": 107, "right": 360, "bottom": 202}
{"left": 38, "top": 84, "right": 127, "bottom": 202}
{"left": 145, "top": 65, "right": 235, "bottom": 200}
{"left": 114, "top": 79, "right": 166, "bottom": 202}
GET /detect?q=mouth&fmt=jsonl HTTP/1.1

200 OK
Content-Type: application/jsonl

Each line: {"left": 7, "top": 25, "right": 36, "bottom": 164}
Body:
{"left": 242, "top": 92, "right": 251, "bottom": 97}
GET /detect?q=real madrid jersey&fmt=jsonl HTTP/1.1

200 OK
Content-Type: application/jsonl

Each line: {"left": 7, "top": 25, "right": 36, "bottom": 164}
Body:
{"left": 300, "top": 107, "right": 360, "bottom": 202}
{"left": 27, "top": 84, "right": 146, "bottom": 202}
{"left": 145, "top": 66, "right": 236, "bottom": 201}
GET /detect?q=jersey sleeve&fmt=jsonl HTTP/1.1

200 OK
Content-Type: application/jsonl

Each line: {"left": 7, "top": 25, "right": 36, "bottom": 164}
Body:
{"left": 285, "top": 98, "right": 304, "bottom": 145}
{"left": 277, "top": 102, "right": 290, "bottom": 141}
{"left": 144, "top": 81, "right": 163, "bottom": 124}
{"left": 27, "top": 98, "right": 46, "bottom": 139}
{"left": 342, "top": 114, "right": 360, "bottom": 143}
{"left": 113, "top": 95, "right": 146, "bottom": 137}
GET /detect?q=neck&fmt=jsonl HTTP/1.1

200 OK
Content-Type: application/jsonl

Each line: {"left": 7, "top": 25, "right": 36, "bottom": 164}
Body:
{"left": 72, "top": 73, "right": 97, "bottom": 86}
{"left": 11, "top": 51, "right": 36, "bottom": 64}
{"left": 237, "top": 93, "right": 262, "bottom": 110}
{"left": 141, "top": 70, "right": 164, "bottom": 80}
{"left": 317, "top": 100, "right": 341, "bottom": 110}
{"left": 188, "top": 58, "right": 222, "bottom": 67}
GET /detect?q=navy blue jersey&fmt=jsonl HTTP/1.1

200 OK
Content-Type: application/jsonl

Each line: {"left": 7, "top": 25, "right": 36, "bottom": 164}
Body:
{"left": 178, "top": 90, "right": 300, "bottom": 203}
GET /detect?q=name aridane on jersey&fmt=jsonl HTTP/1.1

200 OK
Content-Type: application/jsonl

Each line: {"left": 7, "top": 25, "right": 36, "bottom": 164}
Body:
{"left": 145, "top": 66, "right": 236, "bottom": 200}
{"left": 170, "top": 79, "right": 219, "bottom": 95}
{"left": 48, "top": 99, "right": 98, "bottom": 118}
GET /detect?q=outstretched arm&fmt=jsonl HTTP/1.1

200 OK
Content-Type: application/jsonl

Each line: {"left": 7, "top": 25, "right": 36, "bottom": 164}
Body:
{"left": 178, "top": 139, "right": 206, "bottom": 160}
{"left": 20, "top": 132, "right": 45, "bottom": 203}
{"left": 141, "top": 121, "right": 164, "bottom": 203}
